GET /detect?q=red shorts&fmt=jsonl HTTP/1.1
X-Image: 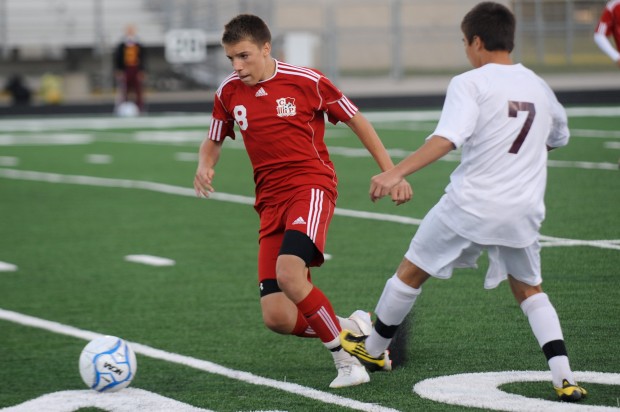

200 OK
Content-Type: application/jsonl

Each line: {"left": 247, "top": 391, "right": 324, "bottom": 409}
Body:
{"left": 257, "top": 187, "right": 335, "bottom": 283}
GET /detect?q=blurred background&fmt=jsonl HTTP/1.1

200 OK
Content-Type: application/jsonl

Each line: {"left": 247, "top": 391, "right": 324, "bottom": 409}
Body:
{"left": 0, "top": 0, "right": 618, "bottom": 114}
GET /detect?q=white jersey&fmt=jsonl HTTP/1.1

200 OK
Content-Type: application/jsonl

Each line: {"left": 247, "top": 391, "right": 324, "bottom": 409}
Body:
{"left": 431, "top": 63, "right": 569, "bottom": 247}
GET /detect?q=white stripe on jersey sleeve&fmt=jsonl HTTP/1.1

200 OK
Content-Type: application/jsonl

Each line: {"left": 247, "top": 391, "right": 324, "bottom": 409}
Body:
{"left": 595, "top": 22, "right": 608, "bottom": 35}
{"left": 208, "top": 118, "right": 224, "bottom": 142}
{"left": 336, "top": 96, "right": 358, "bottom": 118}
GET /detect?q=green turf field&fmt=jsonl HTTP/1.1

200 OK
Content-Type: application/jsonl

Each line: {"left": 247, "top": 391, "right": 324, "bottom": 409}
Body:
{"left": 0, "top": 107, "right": 619, "bottom": 411}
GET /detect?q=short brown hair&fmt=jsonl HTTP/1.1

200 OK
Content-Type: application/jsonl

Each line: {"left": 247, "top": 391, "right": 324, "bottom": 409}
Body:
{"left": 222, "top": 14, "right": 271, "bottom": 46}
{"left": 461, "top": 2, "right": 515, "bottom": 52}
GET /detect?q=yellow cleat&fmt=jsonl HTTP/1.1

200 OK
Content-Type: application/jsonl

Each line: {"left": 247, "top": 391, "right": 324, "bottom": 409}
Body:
{"left": 554, "top": 379, "right": 588, "bottom": 402}
{"left": 339, "top": 330, "right": 391, "bottom": 372}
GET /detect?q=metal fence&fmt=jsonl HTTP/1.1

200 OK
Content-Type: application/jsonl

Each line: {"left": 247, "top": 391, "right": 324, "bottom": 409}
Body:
{"left": 143, "top": 0, "right": 610, "bottom": 82}
{"left": 0, "top": 0, "right": 611, "bottom": 94}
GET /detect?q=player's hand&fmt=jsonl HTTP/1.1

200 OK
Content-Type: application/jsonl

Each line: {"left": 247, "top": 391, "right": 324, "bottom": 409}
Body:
{"left": 194, "top": 166, "right": 216, "bottom": 198}
{"left": 369, "top": 169, "right": 404, "bottom": 202}
{"left": 389, "top": 179, "right": 413, "bottom": 206}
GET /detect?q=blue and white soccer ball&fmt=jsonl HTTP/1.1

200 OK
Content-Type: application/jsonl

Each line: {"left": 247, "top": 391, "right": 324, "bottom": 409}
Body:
{"left": 79, "top": 335, "right": 137, "bottom": 392}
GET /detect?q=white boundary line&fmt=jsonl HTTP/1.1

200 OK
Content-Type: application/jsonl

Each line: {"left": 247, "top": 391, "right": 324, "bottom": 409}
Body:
{"left": 0, "top": 308, "right": 399, "bottom": 412}
{"left": 414, "top": 371, "right": 620, "bottom": 411}
{"left": 0, "top": 168, "right": 618, "bottom": 251}
{"left": 0, "top": 106, "right": 618, "bottom": 133}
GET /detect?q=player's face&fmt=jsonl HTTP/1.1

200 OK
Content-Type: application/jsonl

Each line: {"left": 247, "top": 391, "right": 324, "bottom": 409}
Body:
{"left": 224, "top": 40, "right": 272, "bottom": 87}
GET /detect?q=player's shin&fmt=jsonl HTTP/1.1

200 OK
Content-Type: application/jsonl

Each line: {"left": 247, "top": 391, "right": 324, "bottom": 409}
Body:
{"left": 296, "top": 287, "right": 341, "bottom": 346}
{"left": 521, "top": 292, "right": 576, "bottom": 387}
{"left": 367, "top": 274, "right": 421, "bottom": 357}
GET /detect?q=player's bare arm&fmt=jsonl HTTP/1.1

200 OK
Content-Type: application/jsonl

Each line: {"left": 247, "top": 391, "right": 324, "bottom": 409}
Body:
{"left": 370, "top": 135, "right": 454, "bottom": 202}
{"left": 345, "top": 112, "right": 412, "bottom": 205}
{"left": 194, "top": 138, "right": 223, "bottom": 198}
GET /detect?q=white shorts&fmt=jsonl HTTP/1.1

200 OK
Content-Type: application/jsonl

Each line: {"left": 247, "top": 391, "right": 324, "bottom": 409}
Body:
{"left": 405, "top": 205, "right": 542, "bottom": 289}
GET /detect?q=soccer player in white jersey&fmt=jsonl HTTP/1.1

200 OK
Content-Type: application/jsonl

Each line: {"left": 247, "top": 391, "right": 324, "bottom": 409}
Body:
{"left": 340, "top": 1, "right": 587, "bottom": 402}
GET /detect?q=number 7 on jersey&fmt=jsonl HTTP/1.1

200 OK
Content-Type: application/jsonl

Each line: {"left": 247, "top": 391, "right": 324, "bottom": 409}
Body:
{"left": 508, "top": 101, "right": 535, "bottom": 154}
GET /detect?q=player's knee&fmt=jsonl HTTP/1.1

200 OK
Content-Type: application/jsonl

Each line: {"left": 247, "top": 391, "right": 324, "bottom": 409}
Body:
{"left": 274, "top": 256, "right": 305, "bottom": 293}
{"left": 397, "top": 258, "right": 430, "bottom": 288}
{"left": 508, "top": 274, "right": 542, "bottom": 304}
{"left": 261, "top": 308, "right": 293, "bottom": 334}
{"left": 276, "top": 230, "right": 317, "bottom": 292}
{"left": 259, "top": 286, "right": 296, "bottom": 334}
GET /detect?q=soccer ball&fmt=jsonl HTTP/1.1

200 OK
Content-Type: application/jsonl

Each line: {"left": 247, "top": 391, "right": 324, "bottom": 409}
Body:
{"left": 79, "top": 335, "right": 137, "bottom": 392}
{"left": 115, "top": 101, "right": 139, "bottom": 117}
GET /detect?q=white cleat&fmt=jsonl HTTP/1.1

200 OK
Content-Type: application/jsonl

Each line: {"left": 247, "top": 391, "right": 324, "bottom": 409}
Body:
{"left": 329, "top": 355, "right": 370, "bottom": 388}
{"left": 348, "top": 310, "right": 372, "bottom": 336}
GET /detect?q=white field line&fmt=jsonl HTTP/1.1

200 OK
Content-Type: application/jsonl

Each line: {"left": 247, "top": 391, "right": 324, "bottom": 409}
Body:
{"left": 0, "top": 168, "right": 618, "bottom": 251}
{"left": 414, "top": 370, "right": 620, "bottom": 412}
{"left": 124, "top": 254, "right": 176, "bottom": 267}
{"left": 571, "top": 129, "right": 620, "bottom": 139}
{"left": 0, "top": 106, "right": 617, "bottom": 133}
{"left": 0, "top": 308, "right": 398, "bottom": 412}
{"left": 604, "top": 142, "right": 620, "bottom": 149}
{"left": 173, "top": 146, "right": 615, "bottom": 171}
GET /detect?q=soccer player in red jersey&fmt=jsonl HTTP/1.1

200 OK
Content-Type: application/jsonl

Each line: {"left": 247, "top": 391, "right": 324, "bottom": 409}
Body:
{"left": 594, "top": 0, "right": 620, "bottom": 68}
{"left": 194, "top": 14, "right": 411, "bottom": 388}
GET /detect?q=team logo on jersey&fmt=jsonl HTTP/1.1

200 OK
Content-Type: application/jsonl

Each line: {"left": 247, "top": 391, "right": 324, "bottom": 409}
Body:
{"left": 276, "top": 97, "right": 296, "bottom": 117}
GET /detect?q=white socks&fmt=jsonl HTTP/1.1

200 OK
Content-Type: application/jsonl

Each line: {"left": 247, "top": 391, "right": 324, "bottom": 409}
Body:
{"left": 366, "top": 274, "right": 421, "bottom": 357}
{"left": 521, "top": 292, "right": 575, "bottom": 387}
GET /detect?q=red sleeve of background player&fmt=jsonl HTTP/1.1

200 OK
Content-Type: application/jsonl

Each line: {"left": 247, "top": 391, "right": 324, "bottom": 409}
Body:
{"left": 208, "top": 93, "right": 236, "bottom": 142}
{"left": 317, "top": 76, "right": 359, "bottom": 125}
{"left": 595, "top": 7, "right": 613, "bottom": 36}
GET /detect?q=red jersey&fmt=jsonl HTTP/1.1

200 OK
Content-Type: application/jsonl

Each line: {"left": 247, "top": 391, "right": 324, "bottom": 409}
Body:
{"left": 595, "top": 0, "right": 620, "bottom": 50}
{"left": 208, "top": 60, "right": 358, "bottom": 210}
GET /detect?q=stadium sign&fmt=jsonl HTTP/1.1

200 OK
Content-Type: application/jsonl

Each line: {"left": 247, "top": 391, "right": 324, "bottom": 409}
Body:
{"left": 165, "top": 29, "right": 207, "bottom": 64}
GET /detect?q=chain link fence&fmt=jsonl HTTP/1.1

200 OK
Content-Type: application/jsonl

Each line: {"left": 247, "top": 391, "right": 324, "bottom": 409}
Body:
{"left": 0, "top": 0, "right": 612, "bottom": 96}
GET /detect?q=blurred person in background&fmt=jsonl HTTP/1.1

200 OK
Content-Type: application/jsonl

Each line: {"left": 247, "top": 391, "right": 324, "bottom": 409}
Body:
{"left": 40, "top": 72, "right": 63, "bottom": 105}
{"left": 114, "top": 24, "right": 146, "bottom": 113}
{"left": 594, "top": 0, "right": 620, "bottom": 68}
{"left": 3, "top": 74, "right": 32, "bottom": 106}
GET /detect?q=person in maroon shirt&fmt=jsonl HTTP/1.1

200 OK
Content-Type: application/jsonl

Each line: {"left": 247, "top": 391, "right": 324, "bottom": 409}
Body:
{"left": 114, "top": 24, "right": 146, "bottom": 112}
{"left": 194, "top": 14, "right": 411, "bottom": 388}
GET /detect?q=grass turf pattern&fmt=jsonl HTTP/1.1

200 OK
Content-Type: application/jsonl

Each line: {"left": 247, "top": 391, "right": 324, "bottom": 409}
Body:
{"left": 0, "top": 109, "right": 618, "bottom": 411}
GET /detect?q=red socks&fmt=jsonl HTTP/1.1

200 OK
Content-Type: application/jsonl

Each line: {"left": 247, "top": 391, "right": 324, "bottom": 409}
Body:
{"left": 295, "top": 287, "right": 340, "bottom": 344}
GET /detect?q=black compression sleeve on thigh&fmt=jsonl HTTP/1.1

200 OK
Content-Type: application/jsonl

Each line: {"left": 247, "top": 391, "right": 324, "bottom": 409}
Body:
{"left": 542, "top": 339, "right": 568, "bottom": 360}
{"left": 375, "top": 317, "right": 400, "bottom": 339}
{"left": 259, "top": 279, "right": 282, "bottom": 297}
{"left": 278, "top": 229, "right": 317, "bottom": 266}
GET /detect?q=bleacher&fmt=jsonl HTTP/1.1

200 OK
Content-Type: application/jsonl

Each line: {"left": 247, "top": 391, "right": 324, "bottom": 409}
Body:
{"left": 1, "top": 0, "right": 616, "bottom": 113}
{"left": 3, "top": 0, "right": 164, "bottom": 51}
